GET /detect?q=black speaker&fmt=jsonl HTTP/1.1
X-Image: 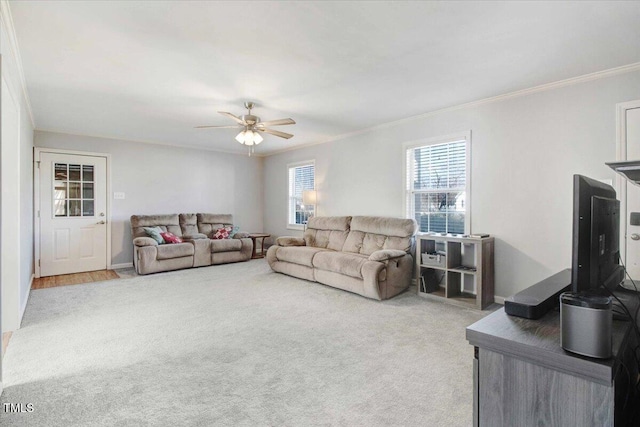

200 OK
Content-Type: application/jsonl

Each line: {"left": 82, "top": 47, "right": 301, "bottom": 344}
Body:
{"left": 560, "top": 292, "right": 612, "bottom": 359}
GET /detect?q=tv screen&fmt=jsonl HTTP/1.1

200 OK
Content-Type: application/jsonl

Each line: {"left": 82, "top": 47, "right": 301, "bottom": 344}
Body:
{"left": 571, "top": 174, "right": 624, "bottom": 293}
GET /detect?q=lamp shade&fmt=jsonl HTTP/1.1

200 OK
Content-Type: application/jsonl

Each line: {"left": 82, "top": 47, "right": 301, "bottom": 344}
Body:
{"left": 235, "top": 129, "right": 263, "bottom": 146}
{"left": 302, "top": 190, "right": 317, "bottom": 205}
{"left": 235, "top": 130, "right": 246, "bottom": 144}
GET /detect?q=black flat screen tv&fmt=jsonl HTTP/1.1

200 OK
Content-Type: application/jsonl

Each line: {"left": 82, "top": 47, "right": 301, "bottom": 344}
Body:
{"left": 571, "top": 174, "right": 624, "bottom": 293}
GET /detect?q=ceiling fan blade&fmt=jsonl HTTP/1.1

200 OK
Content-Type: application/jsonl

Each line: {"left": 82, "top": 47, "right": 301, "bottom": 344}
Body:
{"left": 258, "top": 128, "right": 294, "bottom": 139}
{"left": 256, "top": 118, "right": 296, "bottom": 127}
{"left": 194, "top": 125, "right": 242, "bottom": 129}
{"left": 218, "top": 111, "right": 246, "bottom": 125}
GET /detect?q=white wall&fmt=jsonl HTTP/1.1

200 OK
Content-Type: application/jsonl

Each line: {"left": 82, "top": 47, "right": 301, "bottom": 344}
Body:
{"left": 263, "top": 70, "right": 640, "bottom": 299}
{"left": 34, "top": 131, "right": 264, "bottom": 266}
{"left": 1, "top": 4, "right": 35, "bottom": 333}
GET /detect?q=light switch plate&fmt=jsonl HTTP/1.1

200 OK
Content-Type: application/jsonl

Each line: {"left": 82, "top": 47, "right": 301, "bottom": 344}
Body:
{"left": 114, "top": 192, "right": 125, "bottom": 200}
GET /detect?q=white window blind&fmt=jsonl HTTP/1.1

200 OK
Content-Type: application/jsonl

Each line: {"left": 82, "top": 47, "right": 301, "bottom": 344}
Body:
{"left": 288, "top": 162, "right": 315, "bottom": 227}
{"left": 406, "top": 138, "right": 468, "bottom": 234}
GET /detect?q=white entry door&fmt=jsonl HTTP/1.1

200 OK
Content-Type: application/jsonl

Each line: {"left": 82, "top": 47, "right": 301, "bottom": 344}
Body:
{"left": 39, "top": 152, "right": 108, "bottom": 276}
{"left": 624, "top": 106, "right": 640, "bottom": 280}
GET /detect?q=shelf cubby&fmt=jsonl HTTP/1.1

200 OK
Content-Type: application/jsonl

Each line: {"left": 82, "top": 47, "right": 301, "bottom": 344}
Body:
{"left": 416, "top": 234, "right": 494, "bottom": 310}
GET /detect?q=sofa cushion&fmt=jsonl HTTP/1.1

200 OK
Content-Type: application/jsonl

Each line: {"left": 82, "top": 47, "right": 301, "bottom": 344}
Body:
{"left": 131, "top": 214, "right": 183, "bottom": 239}
{"left": 182, "top": 233, "right": 208, "bottom": 240}
{"left": 197, "top": 213, "right": 233, "bottom": 236}
{"left": 350, "top": 216, "right": 417, "bottom": 237}
{"left": 211, "top": 238, "right": 242, "bottom": 253}
{"left": 275, "top": 246, "right": 328, "bottom": 268}
{"left": 156, "top": 242, "right": 194, "bottom": 260}
{"left": 303, "top": 216, "right": 351, "bottom": 250}
{"left": 313, "top": 251, "right": 369, "bottom": 279}
{"left": 343, "top": 216, "right": 418, "bottom": 255}
{"left": 304, "top": 229, "right": 350, "bottom": 251}
{"left": 144, "top": 226, "right": 165, "bottom": 244}
{"left": 306, "top": 216, "right": 351, "bottom": 231}
{"left": 179, "top": 213, "right": 199, "bottom": 236}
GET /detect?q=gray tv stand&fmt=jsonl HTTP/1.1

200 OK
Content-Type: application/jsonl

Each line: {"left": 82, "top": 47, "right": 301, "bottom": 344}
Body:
{"left": 466, "top": 306, "right": 636, "bottom": 426}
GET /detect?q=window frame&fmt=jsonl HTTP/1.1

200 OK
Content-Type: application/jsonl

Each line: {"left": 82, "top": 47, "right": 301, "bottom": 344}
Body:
{"left": 403, "top": 131, "right": 472, "bottom": 234}
{"left": 287, "top": 159, "right": 316, "bottom": 230}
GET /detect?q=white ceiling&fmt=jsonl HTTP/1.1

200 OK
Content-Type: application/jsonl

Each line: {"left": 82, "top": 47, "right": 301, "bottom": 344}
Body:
{"left": 9, "top": 1, "right": 640, "bottom": 155}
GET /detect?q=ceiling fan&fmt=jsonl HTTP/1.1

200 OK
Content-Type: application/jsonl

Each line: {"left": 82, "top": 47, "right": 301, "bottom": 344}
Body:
{"left": 195, "top": 102, "right": 295, "bottom": 154}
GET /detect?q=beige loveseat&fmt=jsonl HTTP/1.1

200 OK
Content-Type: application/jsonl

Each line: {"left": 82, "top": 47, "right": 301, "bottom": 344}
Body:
{"left": 131, "top": 213, "right": 252, "bottom": 275}
{"left": 267, "top": 216, "right": 417, "bottom": 300}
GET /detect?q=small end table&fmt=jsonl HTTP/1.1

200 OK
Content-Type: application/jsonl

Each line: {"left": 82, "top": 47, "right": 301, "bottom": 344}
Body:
{"left": 248, "top": 233, "right": 271, "bottom": 259}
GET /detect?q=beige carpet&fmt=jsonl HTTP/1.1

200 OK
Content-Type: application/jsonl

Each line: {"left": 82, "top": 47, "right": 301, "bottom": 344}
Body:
{"left": 1, "top": 259, "right": 486, "bottom": 426}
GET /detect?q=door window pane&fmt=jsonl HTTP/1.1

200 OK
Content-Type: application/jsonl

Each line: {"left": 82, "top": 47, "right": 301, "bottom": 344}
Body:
{"left": 82, "top": 183, "right": 94, "bottom": 199}
{"left": 83, "top": 200, "right": 94, "bottom": 216}
{"left": 82, "top": 165, "right": 94, "bottom": 182}
{"left": 55, "top": 163, "right": 67, "bottom": 180}
{"left": 54, "top": 181, "right": 67, "bottom": 200}
{"left": 69, "top": 164, "right": 81, "bottom": 181}
{"left": 55, "top": 200, "right": 67, "bottom": 217}
{"left": 52, "top": 162, "right": 98, "bottom": 217}
{"left": 68, "top": 182, "right": 81, "bottom": 199}
{"left": 69, "top": 200, "right": 81, "bottom": 217}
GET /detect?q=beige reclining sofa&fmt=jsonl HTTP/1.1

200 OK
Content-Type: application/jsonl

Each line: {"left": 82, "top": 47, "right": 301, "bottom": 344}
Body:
{"left": 267, "top": 216, "right": 418, "bottom": 300}
{"left": 131, "top": 213, "right": 252, "bottom": 275}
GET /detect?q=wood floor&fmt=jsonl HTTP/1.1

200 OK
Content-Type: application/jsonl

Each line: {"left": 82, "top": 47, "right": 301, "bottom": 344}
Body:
{"left": 32, "top": 269, "right": 120, "bottom": 290}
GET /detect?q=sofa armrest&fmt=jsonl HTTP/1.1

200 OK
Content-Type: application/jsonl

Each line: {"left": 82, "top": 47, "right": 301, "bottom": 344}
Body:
{"left": 233, "top": 231, "right": 251, "bottom": 239}
{"left": 369, "top": 249, "right": 407, "bottom": 262}
{"left": 276, "top": 236, "right": 306, "bottom": 247}
{"left": 133, "top": 237, "right": 158, "bottom": 247}
{"left": 182, "top": 233, "right": 208, "bottom": 240}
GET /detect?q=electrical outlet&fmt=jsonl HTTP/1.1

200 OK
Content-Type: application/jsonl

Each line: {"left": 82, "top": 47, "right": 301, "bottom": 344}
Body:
{"left": 114, "top": 192, "right": 125, "bottom": 200}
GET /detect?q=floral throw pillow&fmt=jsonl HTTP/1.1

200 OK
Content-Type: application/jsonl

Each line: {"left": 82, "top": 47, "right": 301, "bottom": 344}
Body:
{"left": 212, "top": 227, "right": 230, "bottom": 239}
{"left": 160, "top": 232, "right": 183, "bottom": 244}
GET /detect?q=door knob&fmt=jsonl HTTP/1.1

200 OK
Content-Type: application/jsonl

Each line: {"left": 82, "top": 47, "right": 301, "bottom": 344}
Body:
{"left": 631, "top": 233, "right": 640, "bottom": 241}
{"left": 97, "top": 220, "right": 106, "bottom": 225}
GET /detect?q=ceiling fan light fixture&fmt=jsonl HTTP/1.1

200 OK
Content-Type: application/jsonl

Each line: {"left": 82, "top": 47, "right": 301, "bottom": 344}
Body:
{"left": 235, "top": 128, "right": 263, "bottom": 146}
{"left": 235, "top": 130, "right": 246, "bottom": 144}
{"left": 199, "top": 102, "right": 295, "bottom": 153}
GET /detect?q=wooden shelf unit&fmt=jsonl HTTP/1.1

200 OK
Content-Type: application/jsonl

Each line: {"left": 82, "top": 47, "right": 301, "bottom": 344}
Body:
{"left": 416, "top": 234, "right": 494, "bottom": 310}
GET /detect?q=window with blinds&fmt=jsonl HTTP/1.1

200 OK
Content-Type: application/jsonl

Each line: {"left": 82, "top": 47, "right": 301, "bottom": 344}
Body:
{"left": 288, "top": 162, "right": 315, "bottom": 227}
{"left": 406, "top": 137, "right": 469, "bottom": 234}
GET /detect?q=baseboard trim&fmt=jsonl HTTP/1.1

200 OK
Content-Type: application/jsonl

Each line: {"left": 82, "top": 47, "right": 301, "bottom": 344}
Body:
{"left": 109, "top": 262, "right": 133, "bottom": 270}
{"left": 18, "top": 274, "right": 35, "bottom": 327}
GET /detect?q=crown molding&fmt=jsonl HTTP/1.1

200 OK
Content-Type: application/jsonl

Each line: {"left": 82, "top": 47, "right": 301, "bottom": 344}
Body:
{"left": 35, "top": 128, "right": 267, "bottom": 158}
{"left": 264, "top": 61, "right": 640, "bottom": 157}
{"left": 0, "top": 0, "right": 35, "bottom": 127}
